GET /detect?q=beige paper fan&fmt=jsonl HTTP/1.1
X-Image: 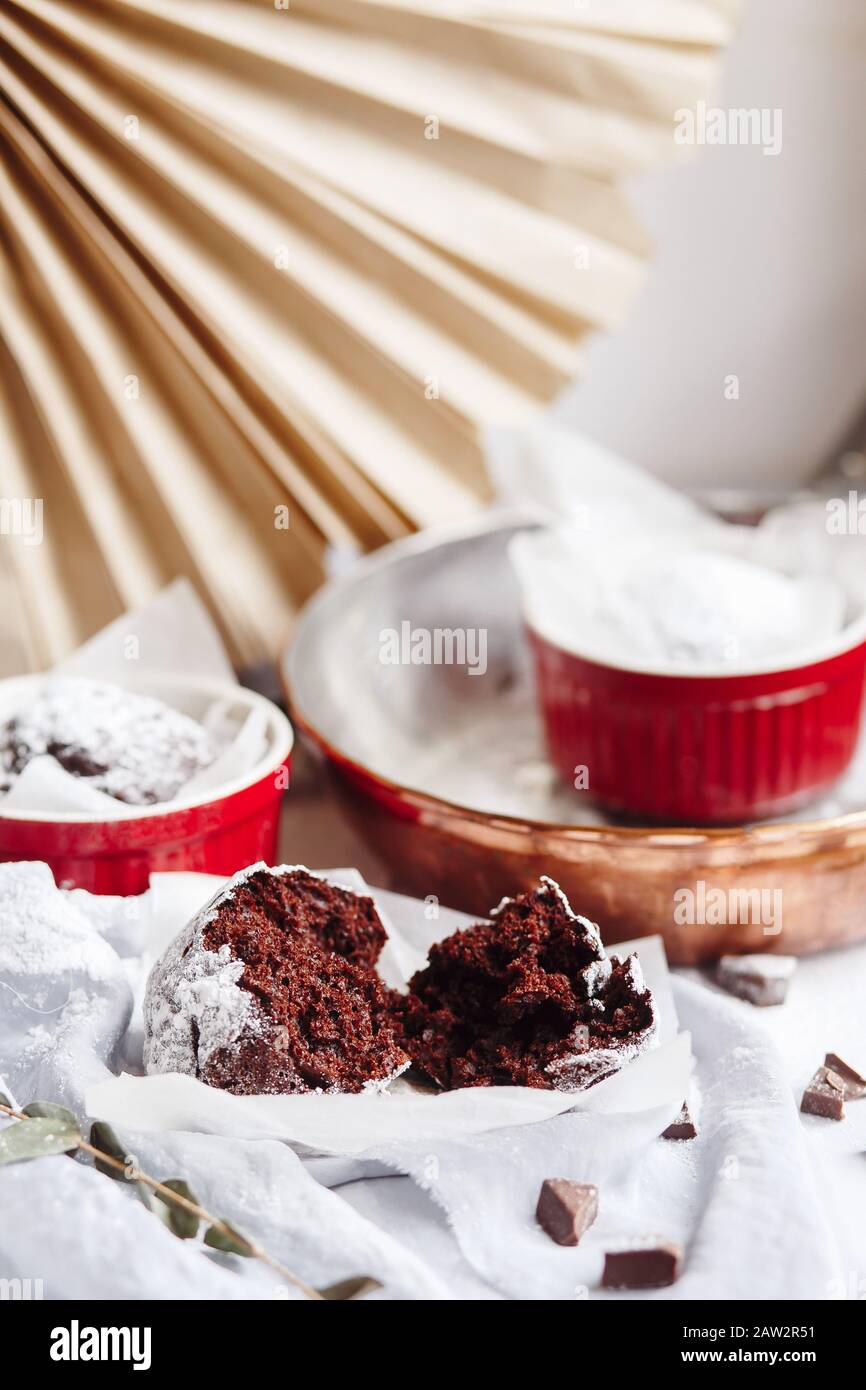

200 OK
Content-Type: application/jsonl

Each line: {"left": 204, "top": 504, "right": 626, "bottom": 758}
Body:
{"left": 0, "top": 0, "right": 737, "bottom": 671}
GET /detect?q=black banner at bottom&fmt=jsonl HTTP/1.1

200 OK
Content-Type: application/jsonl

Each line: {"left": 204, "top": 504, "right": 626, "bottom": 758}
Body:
{"left": 1, "top": 1296, "right": 851, "bottom": 1373}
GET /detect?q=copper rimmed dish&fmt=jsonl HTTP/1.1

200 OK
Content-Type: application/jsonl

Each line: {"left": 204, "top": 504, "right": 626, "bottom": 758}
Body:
{"left": 282, "top": 511, "right": 866, "bottom": 965}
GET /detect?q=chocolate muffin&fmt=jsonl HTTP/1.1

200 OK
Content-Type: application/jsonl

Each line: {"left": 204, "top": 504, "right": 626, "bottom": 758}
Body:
{"left": 0, "top": 677, "right": 215, "bottom": 805}
{"left": 391, "top": 878, "right": 656, "bottom": 1090}
{"left": 144, "top": 864, "right": 408, "bottom": 1095}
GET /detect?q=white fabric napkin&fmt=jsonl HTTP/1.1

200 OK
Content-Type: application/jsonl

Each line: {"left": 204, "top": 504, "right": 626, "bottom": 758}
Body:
{"left": 316, "top": 978, "right": 836, "bottom": 1300}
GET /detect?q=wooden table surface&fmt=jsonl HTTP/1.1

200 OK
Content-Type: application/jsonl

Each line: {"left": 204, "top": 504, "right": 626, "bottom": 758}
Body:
{"left": 277, "top": 737, "right": 387, "bottom": 884}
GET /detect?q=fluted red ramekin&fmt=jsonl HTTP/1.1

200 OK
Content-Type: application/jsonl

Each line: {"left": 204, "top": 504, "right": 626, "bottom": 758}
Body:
{"left": 526, "top": 626, "right": 866, "bottom": 825}
{"left": 0, "top": 676, "right": 293, "bottom": 893}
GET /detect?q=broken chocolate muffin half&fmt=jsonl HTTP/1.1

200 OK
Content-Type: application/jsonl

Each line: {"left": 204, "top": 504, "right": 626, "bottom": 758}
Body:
{"left": 391, "top": 877, "right": 656, "bottom": 1090}
{"left": 144, "top": 864, "right": 408, "bottom": 1095}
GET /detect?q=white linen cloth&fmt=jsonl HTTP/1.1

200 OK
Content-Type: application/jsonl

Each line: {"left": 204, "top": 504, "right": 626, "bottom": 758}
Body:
{"left": 0, "top": 862, "right": 861, "bottom": 1301}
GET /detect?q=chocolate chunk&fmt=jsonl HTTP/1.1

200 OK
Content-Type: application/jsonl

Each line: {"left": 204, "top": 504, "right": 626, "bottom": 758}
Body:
{"left": 716, "top": 954, "right": 796, "bottom": 1007}
{"left": 662, "top": 1102, "right": 697, "bottom": 1141}
{"left": 801, "top": 1066, "right": 846, "bottom": 1121}
{"left": 824, "top": 1053, "right": 866, "bottom": 1100}
{"left": 536, "top": 1179, "right": 598, "bottom": 1247}
{"left": 602, "top": 1239, "right": 682, "bottom": 1290}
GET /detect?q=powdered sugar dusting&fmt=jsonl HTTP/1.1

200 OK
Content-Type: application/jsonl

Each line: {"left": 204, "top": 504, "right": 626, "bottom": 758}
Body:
{"left": 362, "top": 1058, "right": 411, "bottom": 1093}
{"left": 545, "top": 950, "right": 657, "bottom": 1090}
{"left": 582, "top": 957, "right": 613, "bottom": 995}
{"left": 0, "top": 678, "right": 216, "bottom": 806}
{"left": 546, "top": 1013, "right": 659, "bottom": 1090}
{"left": 515, "top": 527, "right": 848, "bottom": 673}
{"left": 144, "top": 882, "right": 263, "bottom": 1079}
{"left": 0, "top": 861, "right": 120, "bottom": 989}
{"left": 719, "top": 953, "right": 797, "bottom": 981}
{"left": 619, "top": 954, "right": 647, "bottom": 994}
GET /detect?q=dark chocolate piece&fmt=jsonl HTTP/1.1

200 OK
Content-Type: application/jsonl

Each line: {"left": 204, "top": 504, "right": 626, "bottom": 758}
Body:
{"left": 824, "top": 1053, "right": 866, "bottom": 1100}
{"left": 536, "top": 1179, "right": 598, "bottom": 1247}
{"left": 602, "top": 1240, "right": 682, "bottom": 1290}
{"left": 716, "top": 954, "right": 795, "bottom": 1007}
{"left": 661, "top": 1102, "right": 697, "bottom": 1141}
{"left": 801, "top": 1066, "right": 846, "bottom": 1121}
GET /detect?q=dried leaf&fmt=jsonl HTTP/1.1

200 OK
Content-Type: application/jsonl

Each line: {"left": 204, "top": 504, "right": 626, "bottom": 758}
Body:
{"left": 161, "top": 1179, "right": 200, "bottom": 1240}
{"left": 136, "top": 1185, "right": 173, "bottom": 1227}
{"left": 0, "top": 1116, "right": 81, "bottom": 1165}
{"left": 22, "top": 1101, "right": 80, "bottom": 1127}
{"left": 204, "top": 1222, "right": 252, "bottom": 1256}
{"left": 89, "top": 1121, "right": 135, "bottom": 1181}
{"left": 316, "top": 1276, "right": 383, "bottom": 1301}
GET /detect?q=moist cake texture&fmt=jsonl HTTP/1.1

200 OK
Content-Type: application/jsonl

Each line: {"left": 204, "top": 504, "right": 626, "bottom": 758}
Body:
{"left": 207, "top": 864, "right": 388, "bottom": 970}
{"left": 0, "top": 677, "right": 215, "bottom": 805}
{"left": 144, "top": 864, "right": 407, "bottom": 1095}
{"left": 391, "top": 877, "right": 656, "bottom": 1090}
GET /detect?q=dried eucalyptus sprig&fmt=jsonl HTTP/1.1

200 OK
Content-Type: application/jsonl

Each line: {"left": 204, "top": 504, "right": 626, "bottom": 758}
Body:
{"left": 0, "top": 1100, "right": 379, "bottom": 1301}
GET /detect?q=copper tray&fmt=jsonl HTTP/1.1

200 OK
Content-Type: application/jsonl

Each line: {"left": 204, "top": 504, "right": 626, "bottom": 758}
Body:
{"left": 282, "top": 512, "right": 866, "bottom": 964}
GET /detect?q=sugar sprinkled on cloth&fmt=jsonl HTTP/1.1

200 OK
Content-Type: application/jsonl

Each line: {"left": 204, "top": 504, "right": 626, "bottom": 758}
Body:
{"left": 0, "top": 861, "right": 120, "bottom": 991}
{"left": 0, "top": 862, "right": 132, "bottom": 1113}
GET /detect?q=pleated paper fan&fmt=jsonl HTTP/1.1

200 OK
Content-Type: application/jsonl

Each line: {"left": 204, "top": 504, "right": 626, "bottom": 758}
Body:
{"left": 0, "top": 0, "right": 738, "bottom": 671}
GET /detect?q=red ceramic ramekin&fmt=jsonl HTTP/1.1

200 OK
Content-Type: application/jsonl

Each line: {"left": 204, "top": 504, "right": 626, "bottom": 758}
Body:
{"left": 0, "top": 676, "right": 293, "bottom": 893}
{"left": 526, "top": 626, "right": 866, "bottom": 825}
